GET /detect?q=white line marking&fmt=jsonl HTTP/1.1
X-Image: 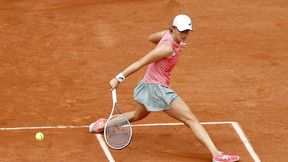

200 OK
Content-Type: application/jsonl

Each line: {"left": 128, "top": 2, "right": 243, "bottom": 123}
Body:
{"left": 0, "top": 122, "right": 233, "bottom": 131}
{"left": 0, "top": 125, "right": 88, "bottom": 131}
{"left": 0, "top": 121, "right": 261, "bottom": 162}
{"left": 232, "top": 122, "right": 261, "bottom": 162}
{"left": 131, "top": 121, "right": 234, "bottom": 127}
{"left": 95, "top": 134, "right": 115, "bottom": 162}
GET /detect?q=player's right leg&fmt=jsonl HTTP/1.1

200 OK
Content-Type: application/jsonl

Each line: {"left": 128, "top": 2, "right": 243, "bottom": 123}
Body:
{"left": 89, "top": 102, "right": 150, "bottom": 133}
{"left": 164, "top": 97, "right": 240, "bottom": 162}
{"left": 164, "top": 97, "right": 220, "bottom": 156}
{"left": 123, "top": 102, "right": 150, "bottom": 122}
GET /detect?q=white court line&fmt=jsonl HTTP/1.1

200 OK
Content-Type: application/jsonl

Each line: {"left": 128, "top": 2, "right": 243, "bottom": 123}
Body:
{"left": 0, "top": 122, "right": 261, "bottom": 162}
{"left": 0, "top": 125, "right": 88, "bottom": 131}
{"left": 95, "top": 134, "right": 115, "bottom": 162}
{"left": 132, "top": 121, "right": 234, "bottom": 127}
{"left": 0, "top": 122, "right": 232, "bottom": 131}
{"left": 231, "top": 122, "right": 261, "bottom": 162}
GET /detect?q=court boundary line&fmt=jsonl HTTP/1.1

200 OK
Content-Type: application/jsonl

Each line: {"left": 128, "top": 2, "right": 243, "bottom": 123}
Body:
{"left": 231, "top": 122, "right": 261, "bottom": 162}
{"left": 95, "top": 134, "right": 115, "bottom": 162}
{"left": 0, "top": 121, "right": 261, "bottom": 162}
{"left": 0, "top": 125, "right": 88, "bottom": 131}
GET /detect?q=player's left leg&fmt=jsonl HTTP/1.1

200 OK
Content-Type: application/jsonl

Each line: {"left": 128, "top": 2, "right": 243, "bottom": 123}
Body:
{"left": 122, "top": 102, "right": 150, "bottom": 123}
{"left": 89, "top": 102, "right": 150, "bottom": 133}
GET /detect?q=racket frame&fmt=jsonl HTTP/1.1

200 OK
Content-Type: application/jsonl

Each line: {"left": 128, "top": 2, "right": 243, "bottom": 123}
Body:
{"left": 104, "top": 89, "right": 132, "bottom": 150}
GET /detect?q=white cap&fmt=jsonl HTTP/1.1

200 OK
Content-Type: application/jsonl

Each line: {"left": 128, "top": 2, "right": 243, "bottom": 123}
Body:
{"left": 173, "top": 14, "right": 192, "bottom": 32}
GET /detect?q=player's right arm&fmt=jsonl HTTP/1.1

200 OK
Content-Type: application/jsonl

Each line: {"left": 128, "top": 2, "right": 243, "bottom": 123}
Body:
{"left": 109, "top": 44, "right": 173, "bottom": 90}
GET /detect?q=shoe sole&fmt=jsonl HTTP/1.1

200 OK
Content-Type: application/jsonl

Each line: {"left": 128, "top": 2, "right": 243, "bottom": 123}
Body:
{"left": 213, "top": 159, "right": 240, "bottom": 162}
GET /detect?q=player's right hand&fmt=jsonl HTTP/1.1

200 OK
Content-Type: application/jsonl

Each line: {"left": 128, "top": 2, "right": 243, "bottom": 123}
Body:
{"left": 109, "top": 78, "right": 119, "bottom": 91}
{"left": 180, "top": 42, "right": 188, "bottom": 48}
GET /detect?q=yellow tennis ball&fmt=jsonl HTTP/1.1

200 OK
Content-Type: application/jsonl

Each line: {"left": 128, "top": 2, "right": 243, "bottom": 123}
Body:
{"left": 35, "top": 132, "right": 44, "bottom": 141}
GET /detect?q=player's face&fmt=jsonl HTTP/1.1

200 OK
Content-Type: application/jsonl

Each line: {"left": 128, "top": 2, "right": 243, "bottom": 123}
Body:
{"left": 174, "top": 27, "right": 191, "bottom": 43}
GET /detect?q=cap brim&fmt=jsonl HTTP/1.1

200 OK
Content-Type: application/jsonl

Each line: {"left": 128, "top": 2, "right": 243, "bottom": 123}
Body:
{"left": 177, "top": 26, "right": 192, "bottom": 32}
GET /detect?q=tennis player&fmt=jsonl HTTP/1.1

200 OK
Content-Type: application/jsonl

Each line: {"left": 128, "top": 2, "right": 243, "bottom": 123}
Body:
{"left": 90, "top": 14, "right": 240, "bottom": 162}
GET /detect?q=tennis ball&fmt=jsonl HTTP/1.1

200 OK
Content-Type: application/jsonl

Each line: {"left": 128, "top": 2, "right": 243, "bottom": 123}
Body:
{"left": 35, "top": 132, "right": 44, "bottom": 141}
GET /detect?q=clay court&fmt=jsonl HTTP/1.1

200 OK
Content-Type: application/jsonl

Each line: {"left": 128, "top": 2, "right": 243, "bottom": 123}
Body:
{"left": 0, "top": 0, "right": 287, "bottom": 161}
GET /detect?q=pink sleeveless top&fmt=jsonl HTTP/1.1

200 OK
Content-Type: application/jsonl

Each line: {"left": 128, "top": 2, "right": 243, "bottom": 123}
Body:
{"left": 143, "top": 31, "right": 181, "bottom": 87}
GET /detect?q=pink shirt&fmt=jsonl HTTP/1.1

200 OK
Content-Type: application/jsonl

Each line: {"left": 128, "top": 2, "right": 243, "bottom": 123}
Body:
{"left": 143, "top": 31, "right": 181, "bottom": 87}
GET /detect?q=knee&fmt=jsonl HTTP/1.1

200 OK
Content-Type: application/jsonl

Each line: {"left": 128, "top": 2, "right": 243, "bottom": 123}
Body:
{"left": 183, "top": 114, "right": 200, "bottom": 126}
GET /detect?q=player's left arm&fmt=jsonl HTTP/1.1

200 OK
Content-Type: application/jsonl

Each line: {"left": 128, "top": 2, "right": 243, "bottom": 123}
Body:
{"left": 148, "top": 30, "right": 168, "bottom": 44}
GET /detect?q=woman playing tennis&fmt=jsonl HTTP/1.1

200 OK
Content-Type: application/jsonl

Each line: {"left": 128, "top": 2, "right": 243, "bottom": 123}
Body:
{"left": 90, "top": 14, "right": 240, "bottom": 162}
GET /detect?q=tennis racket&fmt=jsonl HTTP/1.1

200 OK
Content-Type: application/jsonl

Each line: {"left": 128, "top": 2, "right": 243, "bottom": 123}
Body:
{"left": 104, "top": 89, "right": 132, "bottom": 150}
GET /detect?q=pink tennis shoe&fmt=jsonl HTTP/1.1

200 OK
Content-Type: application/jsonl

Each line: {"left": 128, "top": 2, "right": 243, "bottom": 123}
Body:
{"left": 213, "top": 151, "right": 240, "bottom": 162}
{"left": 89, "top": 118, "right": 107, "bottom": 133}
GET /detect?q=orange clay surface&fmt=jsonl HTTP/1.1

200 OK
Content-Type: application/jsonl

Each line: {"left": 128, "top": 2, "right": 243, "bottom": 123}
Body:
{"left": 0, "top": 0, "right": 287, "bottom": 161}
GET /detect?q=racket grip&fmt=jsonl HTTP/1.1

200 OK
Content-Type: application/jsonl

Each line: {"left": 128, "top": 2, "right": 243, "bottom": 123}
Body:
{"left": 112, "top": 89, "right": 117, "bottom": 104}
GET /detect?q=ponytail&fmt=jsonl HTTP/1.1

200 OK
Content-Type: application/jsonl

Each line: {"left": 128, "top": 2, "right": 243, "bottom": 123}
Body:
{"left": 169, "top": 25, "right": 174, "bottom": 33}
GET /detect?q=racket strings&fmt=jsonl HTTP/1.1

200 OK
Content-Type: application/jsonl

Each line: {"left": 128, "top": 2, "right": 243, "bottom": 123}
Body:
{"left": 105, "top": 115, "right": 132, "bottom": 149}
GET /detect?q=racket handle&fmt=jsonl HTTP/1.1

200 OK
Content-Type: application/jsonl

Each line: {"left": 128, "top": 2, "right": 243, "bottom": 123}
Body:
{"left": 112, "top": 89, "right": 117, "bottom": 104}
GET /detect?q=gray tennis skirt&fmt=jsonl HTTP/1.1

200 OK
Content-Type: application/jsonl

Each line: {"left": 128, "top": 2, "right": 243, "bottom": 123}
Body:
{"left": 133, "top": 80, "right": 179, "bottom": 111}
